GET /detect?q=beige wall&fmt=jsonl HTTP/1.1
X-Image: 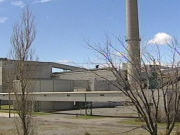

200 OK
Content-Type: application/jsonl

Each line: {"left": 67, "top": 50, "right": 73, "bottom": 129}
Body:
{"left": 29, "top": 79, "right": 89, "bottom": 92}
{"left": 22, "top": 79, "right": 89, "bottom": 111}
{"left": 54, "top": 69, "right": 116, "bottom": 81}
{"left": 1, "top": 60, "right": 52, "bottom": 93}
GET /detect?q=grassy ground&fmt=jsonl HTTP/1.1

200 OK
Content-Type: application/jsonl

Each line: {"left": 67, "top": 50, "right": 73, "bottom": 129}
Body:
{"left": 119, "top": 118, "right": 180, "bottom": 127}
{"left": 0, "top": 107, "right": 179, "bottom": 135}
{"left": 0, "top": 105, "right": 51, "bottom": 116}
{"left": 0, "top": 105, "right": 13, "bottom": 110}
{"left": 74, "top": 115, "right": 105, "bottom": 119}
{"left": 118, "top": 118, "right": 180, "bottom": 135}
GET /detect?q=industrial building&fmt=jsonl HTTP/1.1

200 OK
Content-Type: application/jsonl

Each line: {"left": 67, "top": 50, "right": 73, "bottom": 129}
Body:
{"left": 0, "top": 58, "right": 122, "bottom": 111}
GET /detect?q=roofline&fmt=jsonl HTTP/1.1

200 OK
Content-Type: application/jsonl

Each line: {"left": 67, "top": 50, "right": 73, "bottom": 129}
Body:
{"left": 0, "top": 58, "right": 85, "bottom": 71}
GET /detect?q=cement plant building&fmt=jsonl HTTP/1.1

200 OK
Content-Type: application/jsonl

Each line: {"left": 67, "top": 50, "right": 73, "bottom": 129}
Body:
{"left": 0, "top": 58, "right": 120, "bottom": 111}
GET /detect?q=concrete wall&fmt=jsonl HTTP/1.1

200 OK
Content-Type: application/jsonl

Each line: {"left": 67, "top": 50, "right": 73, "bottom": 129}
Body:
{"left": 0, "top": 60, "right": 52, "bottom": 93}
{"left": 53, "top": 69, "right": 121, "bottom": 91}
{"left": 74, "top": 80, "right": 90, "bottom": 91}
{"left": 1, "top": 60, "right": 16, "bottom": 93}
{"left": 94, "top": 80, "right": 120, "bottom": 91}
{"left": 29, "top": 79, "right": 89, "bottom": 92}
{"left": 53, "top": 70, "right": 126, "bottom": 91}
{"left": 53, "top": 69, "right": 116, "bottom": 81}
{"left": 27, "top": 79, "right": 89, "bottom": 111}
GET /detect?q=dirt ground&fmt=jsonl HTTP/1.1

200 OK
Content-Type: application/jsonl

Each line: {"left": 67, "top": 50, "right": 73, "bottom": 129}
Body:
{"left": 0, "top": 106, "right": 178, "bottom": 135}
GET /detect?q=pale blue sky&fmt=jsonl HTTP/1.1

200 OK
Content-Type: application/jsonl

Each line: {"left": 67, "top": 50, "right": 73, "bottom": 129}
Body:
{"left": 0, "top": 0, "right": 180, "bottom": 67}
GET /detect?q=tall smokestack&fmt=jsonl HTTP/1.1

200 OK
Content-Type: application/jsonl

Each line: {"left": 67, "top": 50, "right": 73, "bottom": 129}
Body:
{"left": 126, "top": 0, "right": 141, "bottom": 86}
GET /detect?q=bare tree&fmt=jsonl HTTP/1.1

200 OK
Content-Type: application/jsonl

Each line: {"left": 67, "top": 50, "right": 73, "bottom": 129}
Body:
{"left": 10, "top": 7, "right": 36, "bottom": 135}
{"left": 89, "top": 37, "right": 180, "bottom": 135}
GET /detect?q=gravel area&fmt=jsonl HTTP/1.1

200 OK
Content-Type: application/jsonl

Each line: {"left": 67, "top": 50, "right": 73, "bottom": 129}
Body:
{"left": 0, "top": 106, "right": 151, "bottom": 135}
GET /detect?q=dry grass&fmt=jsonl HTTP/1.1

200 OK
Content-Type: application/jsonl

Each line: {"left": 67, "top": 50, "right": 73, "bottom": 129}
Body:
{"left": 175, "top": 126, "right": 180, "bottom": 135}
{"left": 0, "top": 129, "right": 17, "bottom": 135}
